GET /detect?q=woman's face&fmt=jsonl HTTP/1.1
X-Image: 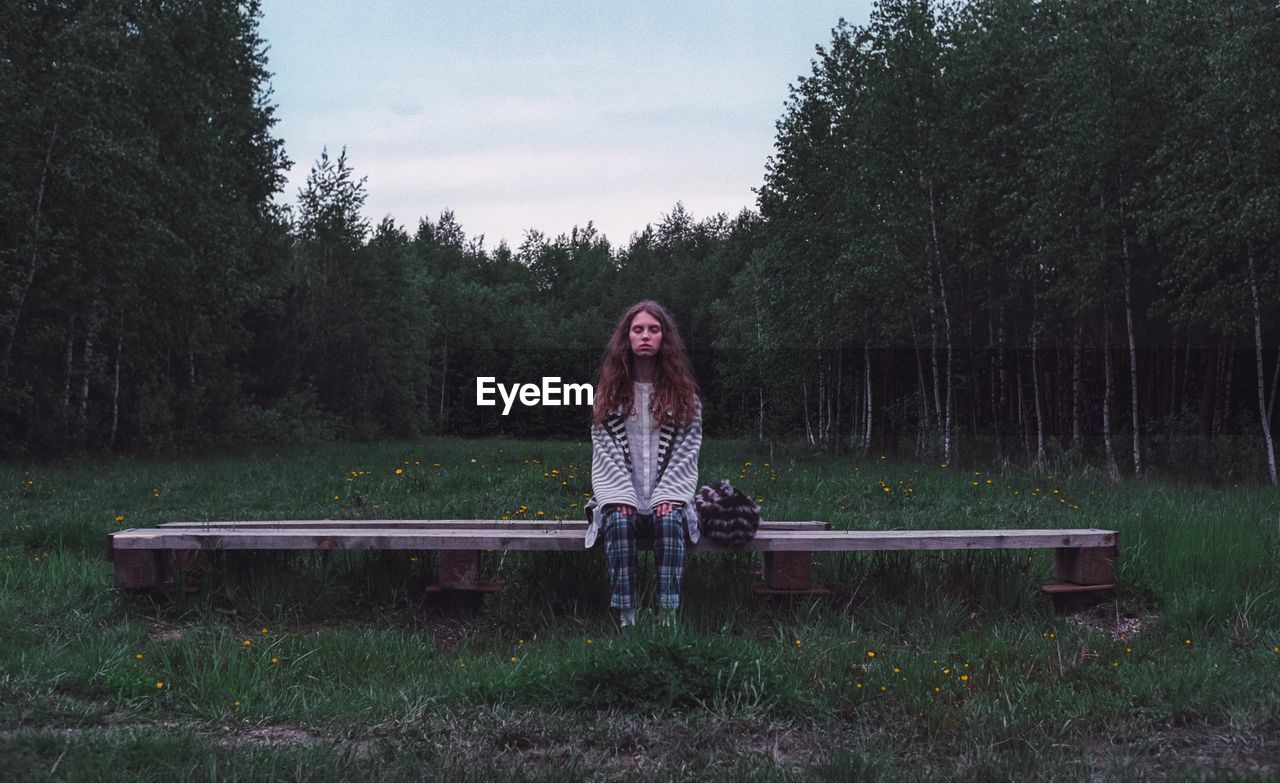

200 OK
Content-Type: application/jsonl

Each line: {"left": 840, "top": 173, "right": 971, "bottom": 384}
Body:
{"left": 629, "top": 310, "right": 663, "bottom": 358}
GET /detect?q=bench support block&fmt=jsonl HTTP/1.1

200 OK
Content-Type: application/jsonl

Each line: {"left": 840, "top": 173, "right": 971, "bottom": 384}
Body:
{"left": 110, "top": 547, "right": 204, "bottom": 592}
{"left": 754, "top": 551, "right": 831, "bottom": 596}
{"left": 430, "top": 550, "right": 504, "bottom": 595}
{"left": 1052, "top": 544, "right": 1117, "bottom": 585}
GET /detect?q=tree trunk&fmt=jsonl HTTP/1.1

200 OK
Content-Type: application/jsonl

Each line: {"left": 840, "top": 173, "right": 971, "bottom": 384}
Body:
{"left": 1032, "top": 332, "right": 1046, "bottom": 465}
{"left": 1247, "top": 243, "right": 1278, "bottom": 485}
{"left": 990, "top": 313, "right": 1002, "bottom": 456}
{"left": 61, "top": 314, "right": 76, "bottom": 413}
{"left": 803, "top": 382, "right": 815, "bottom": 446}
{"left": 863, "top": 343, "right": 873, "bottom": 454}
{"left": 1, "top": 123, "right": 57, "bottom": 383}
{"left": 110, "top": 336, "right": 122, "bottom": 450}
{"left": 78, "top": 309, "right": 102, "bottom": 422}
{"left": 834, "top": 347, "right": 844, "bottom": 451}
{"left": 757, "top": 386, "right": 765, "bottom": 442}
{"left": 1103, "top": 318, "right": 1120, "bottom": 481}
{"left": 1268, "top": 347, "right": 1278, "bottom": 429}
{"left": 1017, "top": 351, "right": 1029, "bottom": 459}
{"left": 1120, "top": 203, "right": 1142, "bottom": 477}
{"left": 927, "top": 182, "right": 954, "bottom": 465}
{"left": 438, "top": 339, "right": 448, "bottom": 426}
{"left": 912, "top": 322, "right": 929, "bottom": 456}
{"left": 1072, "top": 323, "right": 1083, "bottom": 449}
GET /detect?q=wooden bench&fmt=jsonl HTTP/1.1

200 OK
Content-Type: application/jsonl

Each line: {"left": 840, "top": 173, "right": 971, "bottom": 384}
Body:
{"left": 108, "top": 521, "right": 1117, "bottom": 610}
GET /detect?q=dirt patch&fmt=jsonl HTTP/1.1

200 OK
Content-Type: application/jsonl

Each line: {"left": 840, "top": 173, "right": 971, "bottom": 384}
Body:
{"left": 143, "top": 623, "right": 187, "bottom": 643}
{"left": 1066, "top": 602, "right": 1152, "bottom": 641}
{"left": 1096, "top": 721, "right": 1280, "bottom": 780}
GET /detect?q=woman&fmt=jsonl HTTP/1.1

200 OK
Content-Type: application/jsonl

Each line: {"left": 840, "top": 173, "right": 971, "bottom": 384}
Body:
{"left": 585, "top": 300, "right": 703, "bottom": 629}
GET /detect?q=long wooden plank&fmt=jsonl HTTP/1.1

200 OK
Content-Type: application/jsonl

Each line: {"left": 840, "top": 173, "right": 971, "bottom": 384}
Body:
{"left": 112, "top": 527, "right": 1116, "bottom": 553}
{"left": 156, "top": 519, "right": 831, "bottom": 531}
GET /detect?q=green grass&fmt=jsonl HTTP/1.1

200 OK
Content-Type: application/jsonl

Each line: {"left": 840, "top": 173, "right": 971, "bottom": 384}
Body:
{"left": 2, "top": 438, "right": 1279, "bottom": 780}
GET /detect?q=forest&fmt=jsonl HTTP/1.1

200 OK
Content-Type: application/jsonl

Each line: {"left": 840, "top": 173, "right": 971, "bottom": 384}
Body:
{"left": 1, "top": 0, "right": 1277, "bottom": 483}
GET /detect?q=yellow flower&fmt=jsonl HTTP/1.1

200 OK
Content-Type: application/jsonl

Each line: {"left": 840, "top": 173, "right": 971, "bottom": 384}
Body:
{"left": 1185, "top": 639, "right": 1192, "bottom": 646}
{"left": 395, "top": 468, "right": 403, "bottom": 475}
{"left": 866, "top": 651, "right": 875, "bottom": 658}
{"left": 511, "top": 656, "right": 517, "bottom": 663}
{"left": 1125, "top": 648, "right": 1132, "bottom": 654}
{"left": 243, "top": 640, "right": 252, "bottom": 647}
{"left": 432, "top": 463, "right": 441, "bottom": 468}
{"left": 271, "top": 657, "right": 279, "bottom": 664}
{"left": 586, "top": 639, "right": 593, "bottom": 645}
{"left": 933, "top": 687, "right": 941, "bottom": 694}
{"left": 855, "top": 682, "right": 863, "bottom": 689}
{"left": 333, "top": 495, "right": 340, "bottom": 501}
{"left": 518, "top": 639, "right": 524, "bottom": 645}
{"left": 156, "top": 681, "right": 164, "bottom": 690}
{"left": 960, "top": 674, "right": 969, "bottom": 682}
{"left": 234, "top": 700, "right": 241, "bottom": 707}
{"left": 943, "top": 668, "right": 951, "bottom": 675}
{"left": 892, "top": 667, "right": 900, "bottom": 674}
{"left": 135, "top": 653, "right": 143, "bottom": 661}
{"left": 795, "top": 639, "right": 802, "bottom": 647}
{"left": 115, "top": 515, "right": 125, "bottom": 522}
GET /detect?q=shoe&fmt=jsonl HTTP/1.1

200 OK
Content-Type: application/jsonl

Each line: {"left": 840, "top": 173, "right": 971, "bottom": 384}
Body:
{"left": 619, "top": 608, "right": 637, "bottom": 631}
{"left": 658, "top": 608, "right": 677, "bottom": 629}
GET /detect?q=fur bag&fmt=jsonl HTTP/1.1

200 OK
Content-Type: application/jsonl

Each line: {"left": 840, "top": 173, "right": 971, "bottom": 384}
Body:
{"left": 693, "top": 479, "right": 761, "bottom": 547}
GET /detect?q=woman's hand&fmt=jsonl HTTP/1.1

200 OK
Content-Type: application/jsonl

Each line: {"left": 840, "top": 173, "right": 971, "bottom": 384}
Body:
{"left": 611, "top": 504, "right": 636, "bottom": 517}
{"left": 654, "top": 501, "right": 683, "bottom": 516}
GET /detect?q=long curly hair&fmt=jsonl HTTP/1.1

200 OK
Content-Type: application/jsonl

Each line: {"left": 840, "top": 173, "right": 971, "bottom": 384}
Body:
{"left": 592, "top": 300, "right": 699, "bottom": 426}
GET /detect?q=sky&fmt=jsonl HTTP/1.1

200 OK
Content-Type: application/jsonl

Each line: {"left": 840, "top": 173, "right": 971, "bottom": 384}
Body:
{"left": 258, "top": 1, "right": 875, "bottom": 250}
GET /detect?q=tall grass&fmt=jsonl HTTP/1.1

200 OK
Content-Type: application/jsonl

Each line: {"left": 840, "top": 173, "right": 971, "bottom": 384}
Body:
{"left": 2, "top": 439, "right": 1278, "bottom": 780}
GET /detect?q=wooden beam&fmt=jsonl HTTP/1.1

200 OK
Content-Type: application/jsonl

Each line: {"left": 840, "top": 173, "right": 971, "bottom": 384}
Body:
{"left": 156, "top": 519, "right": 831, "bottom": 531}
{"left": 111, "top": 527, "right": 1117, "bottom": 553}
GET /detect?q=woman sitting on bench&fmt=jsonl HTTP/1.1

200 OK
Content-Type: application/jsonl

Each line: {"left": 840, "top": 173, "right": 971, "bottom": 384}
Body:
{"left": 585, "top": 300, "right": 703, "bottom": 629}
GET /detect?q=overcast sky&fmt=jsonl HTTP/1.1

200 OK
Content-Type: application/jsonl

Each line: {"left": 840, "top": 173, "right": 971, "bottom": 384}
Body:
{"left": 258, "top": 1, "right": 874, "bottom": 250}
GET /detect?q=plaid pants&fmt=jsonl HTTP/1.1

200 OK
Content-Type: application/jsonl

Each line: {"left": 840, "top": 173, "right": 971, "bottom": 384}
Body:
{"left": 601, "top": 505, "right": 686, "bottom": 610}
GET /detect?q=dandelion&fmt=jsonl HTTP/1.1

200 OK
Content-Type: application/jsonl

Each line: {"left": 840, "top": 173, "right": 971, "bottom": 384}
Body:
{"left": 1186, "top": 639, "right": 1192, "bottom": 646}
{"left": 432, "top": 463, "right": 441, "bottom": 468}
{"left": 1125, "top": 648, "right": 1132, "bottom": 654}
{"left": 879, "top": 686, "right": 888, "bottom": 692}
{"left": 518, "top": 639, "right": 525, "bottom": 645}
{"left": 892, "top": 667, "right": 901, "bottom": 674}
{"left": 115, "top": 515, "right": 125, "bottom": 522}
{"left": 261, "top": 627, "right": 269, "bottom": 634}
{"left": 156, "top": 681, "right": 164, "bottom": 690}
{"left": 243, "top": 640, "right": 252, "bottom": 647}
{"left": 960, "top": 674, "right": 969, "bottom": 682}
{"left": 333, "top": 495, "right": 340, "bottom": 501}
{"left": 135, "top": 653, "right": 143, "bottom": 661}
{"left": 394, "top": 468, "right": 403, "bottom": 475}
{"left": 586, "top": 639, "right": 593, "bottom": 645}
{"left": 1272, "top": 646, "right": 1279, "bottom": 654}
{"left": 855, "top": 682, "right": 863, "bottom": 689}
{"left": 933, "top": 687, "right": 941, "bottom": 694}
{"left": 1049, "top": 633, "right": 1056, "bottom": 639}
{"left": 940, "top": 463, "right": 948, "bottom": 469}
{"left": 409, "top": 555, "right": 418, "bottom": 562}
{"left": 795, "top": 639, "right": 803, "bottom": 647}
{"left": 943, "top": 668, "right": 951, "bottom": 675}
{"left": 271, "top": 657, "right": 279, "bottom": 664}
{"left": 511, "top": 656, "right": 517, "bottom": 663}
{"left": 234, "top": 700, "right": 241, "bottom": 708}
{"left": 866, "top": 651, "right": 876, "bottom": 658}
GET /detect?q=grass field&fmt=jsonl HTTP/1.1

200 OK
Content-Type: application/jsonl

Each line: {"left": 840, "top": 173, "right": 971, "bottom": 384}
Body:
{"left": 3, "top": 438, "right": 1279, "bottom": 781}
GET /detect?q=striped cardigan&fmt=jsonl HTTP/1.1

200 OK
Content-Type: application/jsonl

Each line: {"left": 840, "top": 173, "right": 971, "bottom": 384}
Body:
{"left": 585, "top": 397, "right": 703, "bottom": 547}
